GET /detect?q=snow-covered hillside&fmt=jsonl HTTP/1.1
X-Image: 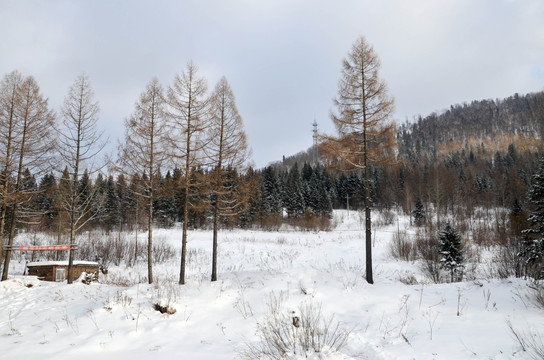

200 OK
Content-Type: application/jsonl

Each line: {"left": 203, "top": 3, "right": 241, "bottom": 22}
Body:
{"left": 1, "top": 210, "right": 542, "bottom": 359}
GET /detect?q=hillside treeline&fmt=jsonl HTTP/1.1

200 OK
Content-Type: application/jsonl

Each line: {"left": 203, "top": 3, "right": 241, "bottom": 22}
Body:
{"left": 397, "top": 91, "right": 544, "bottom": 161}
{"left": 276, "top": 91, "right": 544, "bottom": 222}
{"left": 10, "top": 139, "right": 542, "bottom": 235}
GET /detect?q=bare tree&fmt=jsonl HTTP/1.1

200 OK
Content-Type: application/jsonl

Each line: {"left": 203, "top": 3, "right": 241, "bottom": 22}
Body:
{"left": 1, "top": 73, "right": 56, "bottom": 281}
{"left": 327, "top": 36, "right": 396, "bottom": 284}
{"left": 165, "top": 62, "right": 209, "bottom": 285}
{"left": 0, "top": 71, "right": 24, "bottom": 249}
{"left": 116, "top": 77, "right": 165, "bottom": 284}
{"left": 58, "top": 74, "right": 106, "bottom": 284}
{"left": 205, "top": 76, "right": 250, "bottom": 281}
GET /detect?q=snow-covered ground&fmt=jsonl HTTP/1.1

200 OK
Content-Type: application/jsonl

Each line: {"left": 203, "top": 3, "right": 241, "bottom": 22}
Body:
{"left": 1, "top": 210, "right": 543, "bottom": 359}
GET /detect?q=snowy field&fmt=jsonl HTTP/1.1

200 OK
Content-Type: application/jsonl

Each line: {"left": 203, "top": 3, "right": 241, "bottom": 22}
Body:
{"left": 1, "top": 210, "right": 543, "bottom": 359}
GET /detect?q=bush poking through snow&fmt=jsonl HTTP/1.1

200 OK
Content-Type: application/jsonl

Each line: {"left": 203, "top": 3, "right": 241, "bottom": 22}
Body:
{"left": 153, "top": 303, "right": 176, "bottom": 315}
{"left": 506, "top": 320, "right": 544, "bottom": 359}
{"left": 80, "top": 271, "right": 98, "bottom": 285}
{"left": 528, "top": 282, "right": 544, "bottom": 310}
{"left": 389, "top": 230, "right": 415, "bottom": 261}
{"left": 241, "top": 292, "right": 352, "bottom": 359}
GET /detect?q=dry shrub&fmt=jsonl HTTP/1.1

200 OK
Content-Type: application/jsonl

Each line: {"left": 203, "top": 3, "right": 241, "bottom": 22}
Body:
{"left": 490, "top": 238, "right": 524, "bottom": 279}
{"left": 290, "top": 211, "right": 332, "bottom": 231}
{"left": 76, "top": 231, "right": 177, "bottom": 269}
{"left": 241, "top": 292, "right": 352, "bottom": 359}
{"left": 398, "top": 273, "right": 418, "bottom": 285}
{"left": 389, "top": 230, "right": 416, "bottom": 261}
{"left": 260, "top": 215, "right": 282, "bottom": 230}
{"left": 528, "top": 282, "right": 544, "bottom": 310}
{"left": 414, "top": 229, "right": 442, "bottom": 284}
{"left": 374, "top": 209, "right": 397, "bottom": 228}
{"left": 507, "top": 320, "right": 544, "bottom": 359}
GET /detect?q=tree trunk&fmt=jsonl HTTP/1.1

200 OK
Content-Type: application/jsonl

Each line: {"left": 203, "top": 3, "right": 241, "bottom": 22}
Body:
{"left": 179, "top": 115, "right": 191, "bottom": 285}
{"left": 211, "top": 198, "right": 219, "bottom": 281}
{"left": 180, "top": 192, "right": 188, "bottom": 285}
{"left": 0, "top": 88, "right": 16, "bottom": 279}
{"left": 3, "top": 92, "right": 28, "bottom": 281}
{"left": 147, "top": 189, "right": 153, "bottom": 284}
{"left": 364, "top": 158, "right": 373, "bottom": 284}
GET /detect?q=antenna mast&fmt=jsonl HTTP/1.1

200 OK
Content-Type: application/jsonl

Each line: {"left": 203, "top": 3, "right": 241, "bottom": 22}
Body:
{"left": 312, "top": 118, "right": 319, "bottom": 165}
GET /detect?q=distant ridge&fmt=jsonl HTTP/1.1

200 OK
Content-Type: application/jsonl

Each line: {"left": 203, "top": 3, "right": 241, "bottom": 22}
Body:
{"left": 269, "top": 91, "right": 544, "bottom": 170}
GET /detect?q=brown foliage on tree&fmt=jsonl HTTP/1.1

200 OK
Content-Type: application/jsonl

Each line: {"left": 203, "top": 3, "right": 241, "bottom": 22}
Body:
{"left": 325, "top": 36, "right": 396, "bottom": 284}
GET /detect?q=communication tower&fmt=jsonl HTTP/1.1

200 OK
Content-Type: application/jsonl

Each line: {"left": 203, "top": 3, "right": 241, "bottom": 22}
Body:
{"left": 312, "top": 118, "right": 319, "bottom": 165}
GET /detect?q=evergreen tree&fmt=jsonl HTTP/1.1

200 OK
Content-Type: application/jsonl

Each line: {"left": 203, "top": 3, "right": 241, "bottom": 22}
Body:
{"left": 301, "top": 162, "right": 313, "bottom": 183}
{"left": 412, "top": 197, "right": 426, "bottom": 226}
{"left": 115, "top": 174, "right": 131, "bottom": 231}
{"left": 284, "top": 163, "right": 305, "bottom": 218}
{"left": 316, "top": 176, "right": 333, "bottom": 218}
{"left": 439, "top": 223, "right": 464, "bottom": 282}
{"left": 35, "top": 173, "right": 57, "bottom": 230}
{"left": 238, "top": 167, "right": 261, "bottom": 228}
{"left": 509, "top": 197, "right": 528, "bottom": 238}
{"left": 261, "top": 166, "right": 281, "bottom": 217}
{"left": 305, "top": 172, "right": 319, "bottom": 214}
{"left": 520, "top": 158, "right": 544, "bottom": 279}
{"left": 103, "top": 175, "right": 120, "bottom": 232}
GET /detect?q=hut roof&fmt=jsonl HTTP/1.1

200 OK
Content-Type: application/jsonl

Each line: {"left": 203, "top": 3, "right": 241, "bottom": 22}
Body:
{"left": 27, "top": 261, "right": 99, "bottom": 267}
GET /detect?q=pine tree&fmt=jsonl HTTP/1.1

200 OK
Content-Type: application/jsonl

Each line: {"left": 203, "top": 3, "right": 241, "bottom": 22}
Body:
{"left": 439, "top": 223, "right": 464, "bottom": 282}
{"left": 520, "top": 158, "right": 544, "bottom": 279}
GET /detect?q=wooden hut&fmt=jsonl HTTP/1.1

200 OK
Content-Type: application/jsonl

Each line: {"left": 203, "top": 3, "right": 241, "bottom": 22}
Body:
{"left": 26, "top": 261, "right": 100, "bottom": 282}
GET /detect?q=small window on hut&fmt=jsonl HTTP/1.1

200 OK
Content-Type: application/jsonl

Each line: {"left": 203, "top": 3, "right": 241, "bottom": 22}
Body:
{"left": 55, "top": 268, "right": 66, "bottom": 282}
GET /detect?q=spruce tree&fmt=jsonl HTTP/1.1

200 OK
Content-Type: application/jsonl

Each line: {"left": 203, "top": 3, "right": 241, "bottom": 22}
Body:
{"left": 412, "top": 197, "right": 426, "bottom": 226}
{"left": 36, "top": 173, "right": 57, "bottom": 230}
{"left": 284, "top": 163, "right": 305, "bottom": 218}
{"left": 520, "top": 158, "right": 544, "bottom": 279}
{"left": 439, "top": 223, "right": 464, "bottom": 282}
{"left": 103, "top": 175, "right": 120, "bottom": 232}
{"left": 261, "top": 166, "right": 281, "bottom": 217}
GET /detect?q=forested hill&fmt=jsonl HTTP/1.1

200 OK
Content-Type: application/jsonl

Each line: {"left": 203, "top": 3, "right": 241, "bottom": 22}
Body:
{"left": 397, "top": 91, "right": 544, "bottom": 161}
{"left": 271, "top": 91, "right": 544, "bottom": 171}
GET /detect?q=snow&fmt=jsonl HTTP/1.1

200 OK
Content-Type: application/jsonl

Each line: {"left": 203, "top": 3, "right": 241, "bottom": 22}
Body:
{"left": 1, "top": 210, "right": 543, "bottom": 359}
{"left": 26, "top": 261, "right": 99, "bottom": 267}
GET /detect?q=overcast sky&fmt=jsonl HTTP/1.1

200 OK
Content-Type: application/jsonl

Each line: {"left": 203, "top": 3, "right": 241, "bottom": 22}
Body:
{"left": 1, "top": 0, "right": 543, "bottom": 168}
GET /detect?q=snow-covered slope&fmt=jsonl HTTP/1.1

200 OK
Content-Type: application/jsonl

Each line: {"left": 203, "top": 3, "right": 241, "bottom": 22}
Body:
{"left": 1, "top": 210, "right": 542, "bottom": 359}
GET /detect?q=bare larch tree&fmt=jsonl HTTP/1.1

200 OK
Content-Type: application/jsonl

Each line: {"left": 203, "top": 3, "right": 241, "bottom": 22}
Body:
{"left": 0, "top": 71, "right": 24, "bottom": 253}
{"left": 328, "top": 36, "right": 396, "bottom": 284}
{"left": 165, "top": 62, "right": 209, "bottom": 285}
{"left": 1, "top": 72, "right": 56, "bottom": 281}
{"left": 116, "top": 77, "right": 165, "bottom": 284}
{"left": 205, "top": 76, "right": 250, "bottom": 281}
{"left": 58, "top": 74, "right": 106, "bottom": 284}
